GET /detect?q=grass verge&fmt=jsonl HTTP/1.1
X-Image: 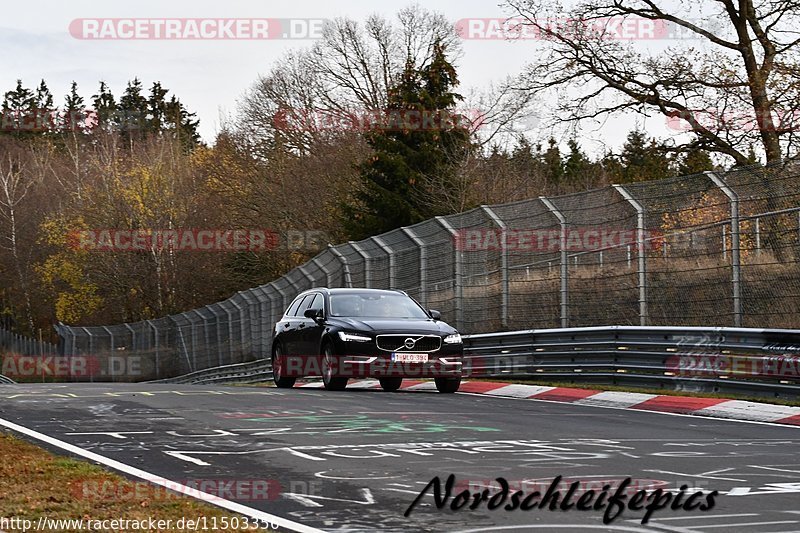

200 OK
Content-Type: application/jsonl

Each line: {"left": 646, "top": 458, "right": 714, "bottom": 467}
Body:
{"left": 0, "top": 433, "right": 272, "bottom": 531}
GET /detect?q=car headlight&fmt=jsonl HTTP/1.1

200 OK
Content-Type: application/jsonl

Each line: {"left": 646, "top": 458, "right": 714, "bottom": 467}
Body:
{"left": 443, "top": 333, "right": 462, "bottom": 344}
{"left": 338, "top": 331, "right": 372, "bottom": 343}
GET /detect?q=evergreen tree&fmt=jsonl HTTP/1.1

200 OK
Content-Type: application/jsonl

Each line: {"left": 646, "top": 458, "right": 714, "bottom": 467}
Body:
{"left": 2, "top": 80, "right": 35, "bottom": 135}
{"left": 543, "top": 137, "right": 563, "bottom": 187}
{"left": 562, "top": 138, "right": 591, "bottom": 185}
{"left": 118, "top": 78, "right": 149, "bottom": 142}
{"left": 148, "top": 81, "right": 169, "bottom": 133}
{"left": 63, "top": 81, "right": 86, "bottom": 133}
{"left": 510, "top": 135, "right": 537, "bottom": 177}
{"left": 91, "top": 81, "right": 118, "bottom": 132}
{"left": 164, "top": 95, "right": 201, "bottom": 150}
{"left": 342, "top": 41, "right": 472, "bottom": 240}
{"left": 617, "top": 130, "right": 672, "bottom": 182}
{"left": 677, "top": 150, "right": 714, "bottom": 175}
{"left": 32, "top": 80, "right": 55, "bottom": 133}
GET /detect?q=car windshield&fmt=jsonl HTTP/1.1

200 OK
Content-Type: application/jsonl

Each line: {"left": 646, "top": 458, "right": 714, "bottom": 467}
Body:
{"left": 329, "top": 293, "right": 429, "bottom": 318}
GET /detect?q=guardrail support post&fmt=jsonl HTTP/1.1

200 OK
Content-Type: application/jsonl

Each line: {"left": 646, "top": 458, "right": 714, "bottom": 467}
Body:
{"left": 707, "top": 172, "right": 742, "bottom": 327}
{"left": 328, "top": 245, "right": 353, "bottom": 288}
{"left": 401, "top": 227, "right": 427, "bottom": 308}
{"left": 481, "top": 205, "right": 509, "bottom": 329}
{"left": 371, "top": 236, "right": 395, "bottom": 288}
{"left": 540, "top": 197, "right": 569, "bottom": 328}
{"left": 435, "top": 216, "right": 464, "bottom": 330}
{"left": 613, "top": 184, "right": 648, "bottom": 326}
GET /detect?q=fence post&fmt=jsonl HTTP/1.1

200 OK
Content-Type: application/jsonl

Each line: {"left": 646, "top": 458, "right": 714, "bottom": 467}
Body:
{"left": 707, "top": 171, "right": 742, "bottom": 327}
{"left": 481, "top": 205, "right": 509, "bottom": 330}
{"left": 613, "top": 184, "right": 648, "bottom": 326}
{"left": 84, "top": 327, "right": 94, "bottom": 383}
{"left": 401, "top": 227, "right": 427, "bottom": 308}
{"left": 208, "top": 306, "right": 224, "bottom": 367}
{"left": 540, "top": 197, "right": 569, "bottom": 328}
{"left": 435, "top": 216, "right": 463, "bottom": 330}
{"left": 124, "top": 323, "right": 136, "bottom": 381}
{"left": 722, "top": 226, "right": 728, "bottom": 260}
{"left": 371, "top": 236, "right": 395, "bottom": 288}
{"left": 147, "top": 320, "right": 159, "bottom": 379}
{"left": 194, "top": 310, "right": 207, "bottom": 371}
{"left": 230, "top": 299, "right": 246, "bottom": 362}
{"left": 349, "top": 241, "right": 372, "bottom": 288}
{"left": 311, "top": 257, "right": 333, "bottom": 288}
{"left": 328, "top": 245, "right": 353, "bottom": 288}
{"left": 102, "top": 326, "right": 115, "bottom": 381}
{"left": 755, "top": 218, "right": 761, "bottom": 255}
{"left": 297, "top": 265, "right": 314, "bottom": 287}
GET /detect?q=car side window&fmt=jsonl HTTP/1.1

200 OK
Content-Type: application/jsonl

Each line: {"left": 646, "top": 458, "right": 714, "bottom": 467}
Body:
{"left": 306, "top": 294, "right": 323, "bottom": 315}
{"left": 291, "top": 295, "right": 314, "bottom": 317}
{"left": 286, "top": 296, "right": 306, "bottom": 317}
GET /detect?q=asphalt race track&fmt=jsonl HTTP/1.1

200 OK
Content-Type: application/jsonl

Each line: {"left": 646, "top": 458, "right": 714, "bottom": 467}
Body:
{"left": 3, "top": 383, "right": 800, "bottom": 532}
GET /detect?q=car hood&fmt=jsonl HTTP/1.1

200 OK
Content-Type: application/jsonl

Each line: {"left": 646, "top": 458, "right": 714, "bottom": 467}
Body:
{"left": 328, "top": 317, "right": 458, "bottom": 336}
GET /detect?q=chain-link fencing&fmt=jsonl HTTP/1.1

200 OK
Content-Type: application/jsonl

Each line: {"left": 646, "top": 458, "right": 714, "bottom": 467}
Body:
{"left": 1, "top": 326, "right": 60, "bottom": 382}
{"left": 54, "top": 163, "right": 800, "bottom": 381}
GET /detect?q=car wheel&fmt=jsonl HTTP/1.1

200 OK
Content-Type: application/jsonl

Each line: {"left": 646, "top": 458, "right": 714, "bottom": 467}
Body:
{"left": 272, "top": 343, "right": 296, "bottom": 388}
{"left": 379, "top": 377, "right": 403, "bottom": 392}
{"left": 435, "top": 377, "right": 461, "bottom": 393}
{"left": 272, "top": 344, "right": 297, "bottom": 389}
{"left": 322, "top": 343, "right": 348, "bottom": 391}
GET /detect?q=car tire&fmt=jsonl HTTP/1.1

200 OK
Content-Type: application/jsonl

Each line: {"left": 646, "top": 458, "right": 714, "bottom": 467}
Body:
{"left": 322, "top": 343, "right": 348, "bottom": 391}
{"left": 272, "top": 343, "right": 296, "bottom": 389}
{"left": 435, "top": 377, "right": 461, "bottom": 393}
{"left": 379, "top": 377, "right": 403, "bottom": 392}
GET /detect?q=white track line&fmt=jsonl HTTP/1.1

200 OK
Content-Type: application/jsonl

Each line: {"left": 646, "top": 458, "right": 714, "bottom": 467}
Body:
{"left": 0, "top": 416, "right": 323, "bottom": 533}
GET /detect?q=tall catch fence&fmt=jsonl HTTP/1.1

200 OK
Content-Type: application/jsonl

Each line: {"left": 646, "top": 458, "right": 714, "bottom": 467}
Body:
{"left": 1, "top": 326, "right": 59, "bottom": 382}
{"left": 54, "top": 163, "right": 800, "bottom": 381}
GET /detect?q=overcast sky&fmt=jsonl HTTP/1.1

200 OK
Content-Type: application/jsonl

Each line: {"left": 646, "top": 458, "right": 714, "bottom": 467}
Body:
{"left": 1, "top": 0, "right": 682, "bottom": 155}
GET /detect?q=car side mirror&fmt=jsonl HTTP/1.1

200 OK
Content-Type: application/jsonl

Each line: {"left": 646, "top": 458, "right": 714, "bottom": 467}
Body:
{"left": 304, "top": 309, "right": 324, "bottom": 323}
{"left": 429, "top": 309, "right": 441, "bottom": 320}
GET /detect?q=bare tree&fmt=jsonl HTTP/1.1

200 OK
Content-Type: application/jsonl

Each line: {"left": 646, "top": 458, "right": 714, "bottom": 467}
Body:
{"left": 505, "top": 0, "right": 800, "bottom": 165}
{"left": 237, "top": 7, "right": 535, "bottom": 155}
{"left": 0, "top": 141, "right": 41, "bottom": 331}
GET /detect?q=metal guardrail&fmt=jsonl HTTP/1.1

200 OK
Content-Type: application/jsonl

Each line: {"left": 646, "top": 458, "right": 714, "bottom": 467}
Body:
{"left": 463, "top": 326, "right": 800, "bottom": 399}
{"left": 149, "top": 358, "right": 272, "bottom": 385}
{"left": 146, "top": 325, "right": 800, "bottom": 400}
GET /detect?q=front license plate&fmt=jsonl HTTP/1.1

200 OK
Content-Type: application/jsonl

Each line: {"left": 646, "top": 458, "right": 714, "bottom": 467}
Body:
{"left": 391, "top": 353, "right": 428, "bottom": 363}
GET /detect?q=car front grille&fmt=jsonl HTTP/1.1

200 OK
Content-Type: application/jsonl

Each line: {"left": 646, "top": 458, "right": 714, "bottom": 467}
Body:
{"left": 376, "top": 335, "right": 442, "bottom": 353}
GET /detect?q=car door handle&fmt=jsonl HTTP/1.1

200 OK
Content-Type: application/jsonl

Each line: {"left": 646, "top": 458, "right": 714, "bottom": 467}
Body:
{"left": 283, "top": 323, "right": 290, "bottom": 328}
{"left": 298, "top": 323, "right": 305, "bottom": 329}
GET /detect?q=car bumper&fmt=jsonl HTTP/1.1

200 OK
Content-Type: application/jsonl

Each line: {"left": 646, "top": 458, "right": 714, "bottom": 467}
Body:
{"left": 337, "top": 354, "right": 463, "bottom": 378}
{"left": 278, "top": 349, "right": 463, "bottom": 379}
